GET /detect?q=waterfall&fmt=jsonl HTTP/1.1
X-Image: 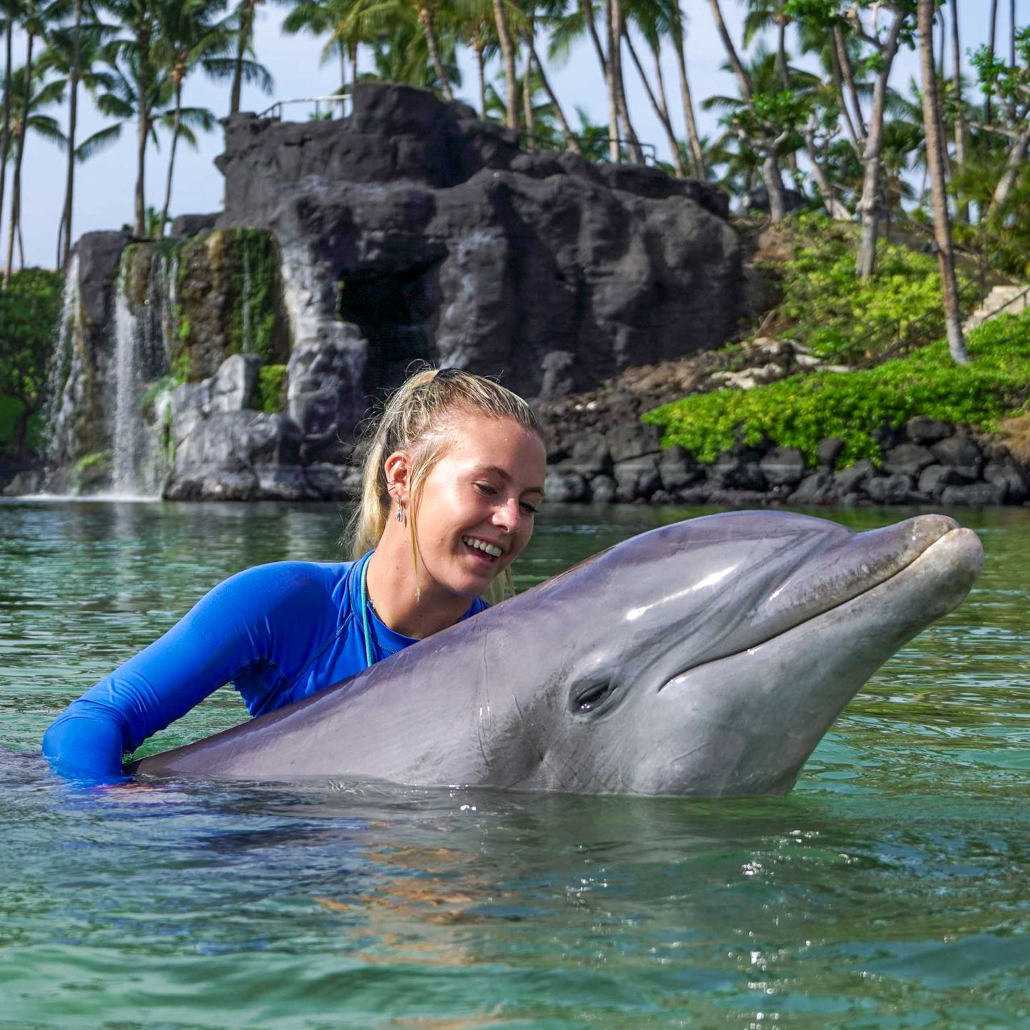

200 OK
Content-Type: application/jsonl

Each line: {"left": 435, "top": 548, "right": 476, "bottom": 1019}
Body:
{"left": 110, "top": 273, "right": 142, "bottom": 495}
{"left": 43, "top": 254, "right": 82, "bottom": 475}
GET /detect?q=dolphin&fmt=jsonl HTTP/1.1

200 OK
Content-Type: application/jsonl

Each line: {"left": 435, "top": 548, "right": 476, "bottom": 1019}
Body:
{"left": 132, "top": 510, "right": 984, "bottom": 796}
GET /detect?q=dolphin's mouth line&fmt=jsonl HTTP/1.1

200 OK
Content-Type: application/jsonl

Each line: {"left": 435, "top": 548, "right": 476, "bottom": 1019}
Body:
{"left": 655, "top": 526, "right": 964, "bottom": 693}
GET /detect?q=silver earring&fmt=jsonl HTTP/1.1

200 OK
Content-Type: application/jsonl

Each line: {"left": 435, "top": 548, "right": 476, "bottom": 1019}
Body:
{"left": 396, "top": 506, "right": 404, "bottom": 524}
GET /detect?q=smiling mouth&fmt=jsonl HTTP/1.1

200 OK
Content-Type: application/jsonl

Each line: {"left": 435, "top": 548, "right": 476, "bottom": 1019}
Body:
{"left": 462, "top": 535, "right": 504, "bottom": 561}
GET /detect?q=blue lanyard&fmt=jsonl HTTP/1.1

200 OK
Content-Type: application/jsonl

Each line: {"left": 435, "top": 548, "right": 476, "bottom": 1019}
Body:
{"left": 359, "top": 554, "right": 376, "bottom": 670}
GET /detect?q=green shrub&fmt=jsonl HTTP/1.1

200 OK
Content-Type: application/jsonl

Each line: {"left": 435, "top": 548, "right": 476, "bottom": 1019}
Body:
{"left": 757, "top": 215, "right": 975, "bottom": 363}
{"left": 0, "top": 267, "right": 64, "bottom": 454}
{"left": 645, "top": 311, "right": 1030, "bottom": 467}
{"left": 256, "top": 364, "right": 288, "bottom": 414}
{"left": 73, "top": 450, "right": 112, "bottom": 490}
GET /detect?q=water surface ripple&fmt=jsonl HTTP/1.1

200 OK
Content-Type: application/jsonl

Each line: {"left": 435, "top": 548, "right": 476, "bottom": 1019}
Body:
{"left": 1, "top": 500, "right": 1028, "bottom": 1028}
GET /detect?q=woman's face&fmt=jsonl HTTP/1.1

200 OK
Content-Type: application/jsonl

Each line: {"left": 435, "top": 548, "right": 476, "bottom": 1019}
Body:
{"left": 408, "top": 415, "right": 546, "bottom": 600}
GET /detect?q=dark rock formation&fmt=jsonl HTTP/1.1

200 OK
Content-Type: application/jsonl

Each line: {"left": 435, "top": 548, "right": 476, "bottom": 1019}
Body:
{"left": 215, "top": 81, "right": 742, "bottom": 425}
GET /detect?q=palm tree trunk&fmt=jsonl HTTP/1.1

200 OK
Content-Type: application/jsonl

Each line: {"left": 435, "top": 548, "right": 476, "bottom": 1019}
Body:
{"left": 856, "top": 12, "right": 909, "bottom": 280}
{"left": 670, "top": 6, "right": 705, "bottom": 179}
{"left": 950, "top": 0, "right": 968, "bottom": 221}
{"left": 833, "top": 25, "right": 866, "bottom": 139}
{"left": 918, "top": 0, "right": 967, "bottom": 364}
{"left": 0, "top": 18, "right": 12, "bottom": 271}
{"left": 604, "top": 0, "right": 620, "bottom": 160}
{"left": 829, "top": 43, "right": 859, "bottom": 145}
{"left": 60, "top": 0, "right": 83, "bottom": 269}
{"left": 989, "top": 127, "right": 1030, "bottom": 215}
{"left": 1008, "top": 0, "right": 1016, "bottom": 121}
{"left": 985, "top": 0, "right": 998, "bottom": 124}
{"left": 230, "top": 0, "right": 253, "bottom": 116}
{"left": 5, "top": 32, "right": 32, "bottom": 287}
{"left": 610, "top": 0, "right": 643, "bottom": 164}
{"left": 624, "top": 31, "right": 683, "bottom": 175}
{"left": 160, "top": 80, "right": 183, "bottom": 239}
{"left": 521, "top": 37, "right": 534, "bottom": 150}
{"left": 475, "top": 42, "right": 486, "bottom": 117}
{"left": 529, "top": 39, "right": 582, "bottom": 156}
{"left": 418, "top": 6, "right": 452, "bottom": 101}
{"left": 707, "top": 0, "right": 752, "bottom": 101}
{"left": 763, "top": 154, "right": 787, "bottom": 222}
{"left": 492, "top": 0, "right": 518, "bottom": 131}
{"left": 135, "top": 64, "right": 148, "bottom": 236}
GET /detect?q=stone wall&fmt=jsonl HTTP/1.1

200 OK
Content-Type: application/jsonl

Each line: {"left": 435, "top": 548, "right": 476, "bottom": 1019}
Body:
{"left": 539, "top": 415, "right": 1030, "bottom": 507}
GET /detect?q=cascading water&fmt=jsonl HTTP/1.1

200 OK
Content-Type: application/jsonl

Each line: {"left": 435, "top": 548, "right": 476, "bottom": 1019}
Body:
{"left": 43, "top": 254, "right": 82, "bottom": 477}
{"left": 110, "top": 273, "right": 143, "bottom": 494}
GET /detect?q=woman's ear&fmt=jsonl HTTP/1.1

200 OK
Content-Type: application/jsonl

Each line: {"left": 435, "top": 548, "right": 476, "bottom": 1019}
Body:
{"left": 383, "top": 450, "right": 411, "bottom": 506}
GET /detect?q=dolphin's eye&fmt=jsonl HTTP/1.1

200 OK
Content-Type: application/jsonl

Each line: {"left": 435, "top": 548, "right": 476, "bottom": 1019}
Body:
{"left": 573, "top": 682, "right": 613, "bottom": 714}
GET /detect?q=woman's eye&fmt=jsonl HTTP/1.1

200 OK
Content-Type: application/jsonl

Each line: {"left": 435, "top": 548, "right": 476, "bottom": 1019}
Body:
{"left": 520, "top": 502, "right": 538, "bottom": 514}
{"left": 474, "top": 482, "right": 497, "bottom": 496}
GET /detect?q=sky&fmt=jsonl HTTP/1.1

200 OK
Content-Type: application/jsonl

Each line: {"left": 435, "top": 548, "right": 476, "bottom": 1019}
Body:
{"left": 7, "top": 0, "right": 1015, "bottom": 269}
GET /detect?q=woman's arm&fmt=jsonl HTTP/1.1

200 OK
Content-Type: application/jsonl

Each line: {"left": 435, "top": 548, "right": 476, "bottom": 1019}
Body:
{"left": 42, "top": 562, "right": 334, "bottom": 781}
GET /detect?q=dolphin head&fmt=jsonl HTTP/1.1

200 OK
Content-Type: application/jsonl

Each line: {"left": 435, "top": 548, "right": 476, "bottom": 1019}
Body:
{"left": 504, "top": 511, "right": 983, "bottom": 796}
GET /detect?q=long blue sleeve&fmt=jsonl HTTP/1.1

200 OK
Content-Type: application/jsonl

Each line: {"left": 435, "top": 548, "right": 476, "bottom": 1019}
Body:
{"left": 41, "top": 562, "right": 350, "bottom": 781}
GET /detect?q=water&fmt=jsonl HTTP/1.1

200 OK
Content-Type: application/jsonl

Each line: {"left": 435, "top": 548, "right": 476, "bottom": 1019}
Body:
{"left": 1, "top": 500, "right": 1028, "bottom": 1028}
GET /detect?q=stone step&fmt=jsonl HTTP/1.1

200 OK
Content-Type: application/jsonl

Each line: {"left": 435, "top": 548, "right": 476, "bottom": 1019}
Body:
{"left": 963, "top": 283, "right": 1030, "bottom": 333}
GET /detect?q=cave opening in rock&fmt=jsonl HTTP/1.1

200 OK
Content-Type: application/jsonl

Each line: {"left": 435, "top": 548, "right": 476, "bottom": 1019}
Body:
{"left": 337, "top": 263, "right": 442, "bottom": 395}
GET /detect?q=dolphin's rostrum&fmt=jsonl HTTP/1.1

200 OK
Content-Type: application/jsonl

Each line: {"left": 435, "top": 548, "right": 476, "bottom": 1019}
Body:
{"left": 133, "top": 511, "right": 984, "bottom": 795}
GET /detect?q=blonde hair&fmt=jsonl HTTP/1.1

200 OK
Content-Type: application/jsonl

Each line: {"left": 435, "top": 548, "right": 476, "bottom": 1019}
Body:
{"left": 347, "top": 365, "right": 543, "bottom": 604}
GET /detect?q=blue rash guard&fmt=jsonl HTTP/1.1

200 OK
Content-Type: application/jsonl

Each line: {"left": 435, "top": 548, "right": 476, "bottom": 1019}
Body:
{"left": 41, "top": 551, "right": 488, "bottom": 781}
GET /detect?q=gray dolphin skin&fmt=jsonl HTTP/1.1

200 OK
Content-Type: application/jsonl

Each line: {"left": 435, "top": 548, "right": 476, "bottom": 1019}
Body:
{"left": 132, "top": 511, "right": 984, "bottom": 796}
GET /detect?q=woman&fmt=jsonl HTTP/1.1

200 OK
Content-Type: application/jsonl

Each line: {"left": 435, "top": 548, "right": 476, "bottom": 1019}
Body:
{"left": 42, "top": 367, "right": 547, "bottom": 780}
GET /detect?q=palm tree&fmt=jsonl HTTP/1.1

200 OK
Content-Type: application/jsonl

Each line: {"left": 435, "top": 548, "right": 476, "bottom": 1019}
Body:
{"left": 38, "top": 13, "right": 123, "bottom": 266}
{"left": 228, "top": 0, "right": 273, "bottom": 114}
{"left": 2, "top": 63, "right": 66, "bottom": 276}
{"left": 918, "top": 0, "right": 966, "bottom": 363}
{"left": 279, "top": 0, "right": 347, "bottom": 99}
{"left": 0, "top": 0, "right": 19, "bottom": 271}
{"left": 99, "top": 0, "right": 163, "bottom": 236}
{"left": 153, "top": 0, "right": 244, "bottom": 235}
{"left": 5, "top": 0, "right": 64, "bottom": 285}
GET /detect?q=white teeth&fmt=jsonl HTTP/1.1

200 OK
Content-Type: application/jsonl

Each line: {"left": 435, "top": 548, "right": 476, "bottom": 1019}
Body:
{"left": 463, "top": 536, "right": 502, "bottom": 558}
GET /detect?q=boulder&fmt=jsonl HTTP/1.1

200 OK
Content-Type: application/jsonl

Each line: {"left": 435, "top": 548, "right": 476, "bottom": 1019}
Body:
{"left": 606, "top": 422, "right": 661, "bottom": 464}
{"left": 816, "top": 436, "right": 844, "bottom": 469}
{"left": 984, "top": 459, "right": 1030, "bottom": 503}
{"left": 917, "top": 464, "right": 965, "bottom": 498}
{"left": 589, "top": 474, "right": 617, "bottom": 504}
{"left": 169, "top": 213, "right": 219, "bottom": 238}
{"left": 304, "top": 464, "right": 349, "bottom": 500}
{"left": 565, "top": 433, "right": 612, "bottom": 478}
{"left": 255, "top": 466, "right": 318, "bottom": 501}
{"left": 614, "top": 455, "right": 661, "bottom": 501}
{"left": 883, "top": 443, "right": 935, "bottom": 477}
{"left": 833, "top": 459, "right": 878, "bottom": 495}
{"left": 544, "top": 470, "right": 588, "bottom": 503}
{"left": 905, "top": 416, "right": 953, "bottom": 445}
{"left": 866, "top": 474, "right": 916, "bottom": 504}
{"left": 1, "top": 469, "right": 44, "bottom": 496}
{"left": 787, "top": 471, "right": 836, "bottom": 505}
{"left": 931, "top": 434, "right": 983, "bottom": 481}
{"left": 242, "top": 413, "right": 303, "bottom": 466}
{"left": 712, "top": 450, "right": 767, "bottom": 491}
{"left": 658, "top": 446, "right": 702, "bottom": 492}
{"left": 759, "top": 447, "right": 807, "bottom": 487}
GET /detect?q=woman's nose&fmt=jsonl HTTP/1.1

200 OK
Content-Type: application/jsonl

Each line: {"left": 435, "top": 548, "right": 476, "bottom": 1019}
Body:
{"left": 492, "top": 497, "right": 520, "bottom": 532}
